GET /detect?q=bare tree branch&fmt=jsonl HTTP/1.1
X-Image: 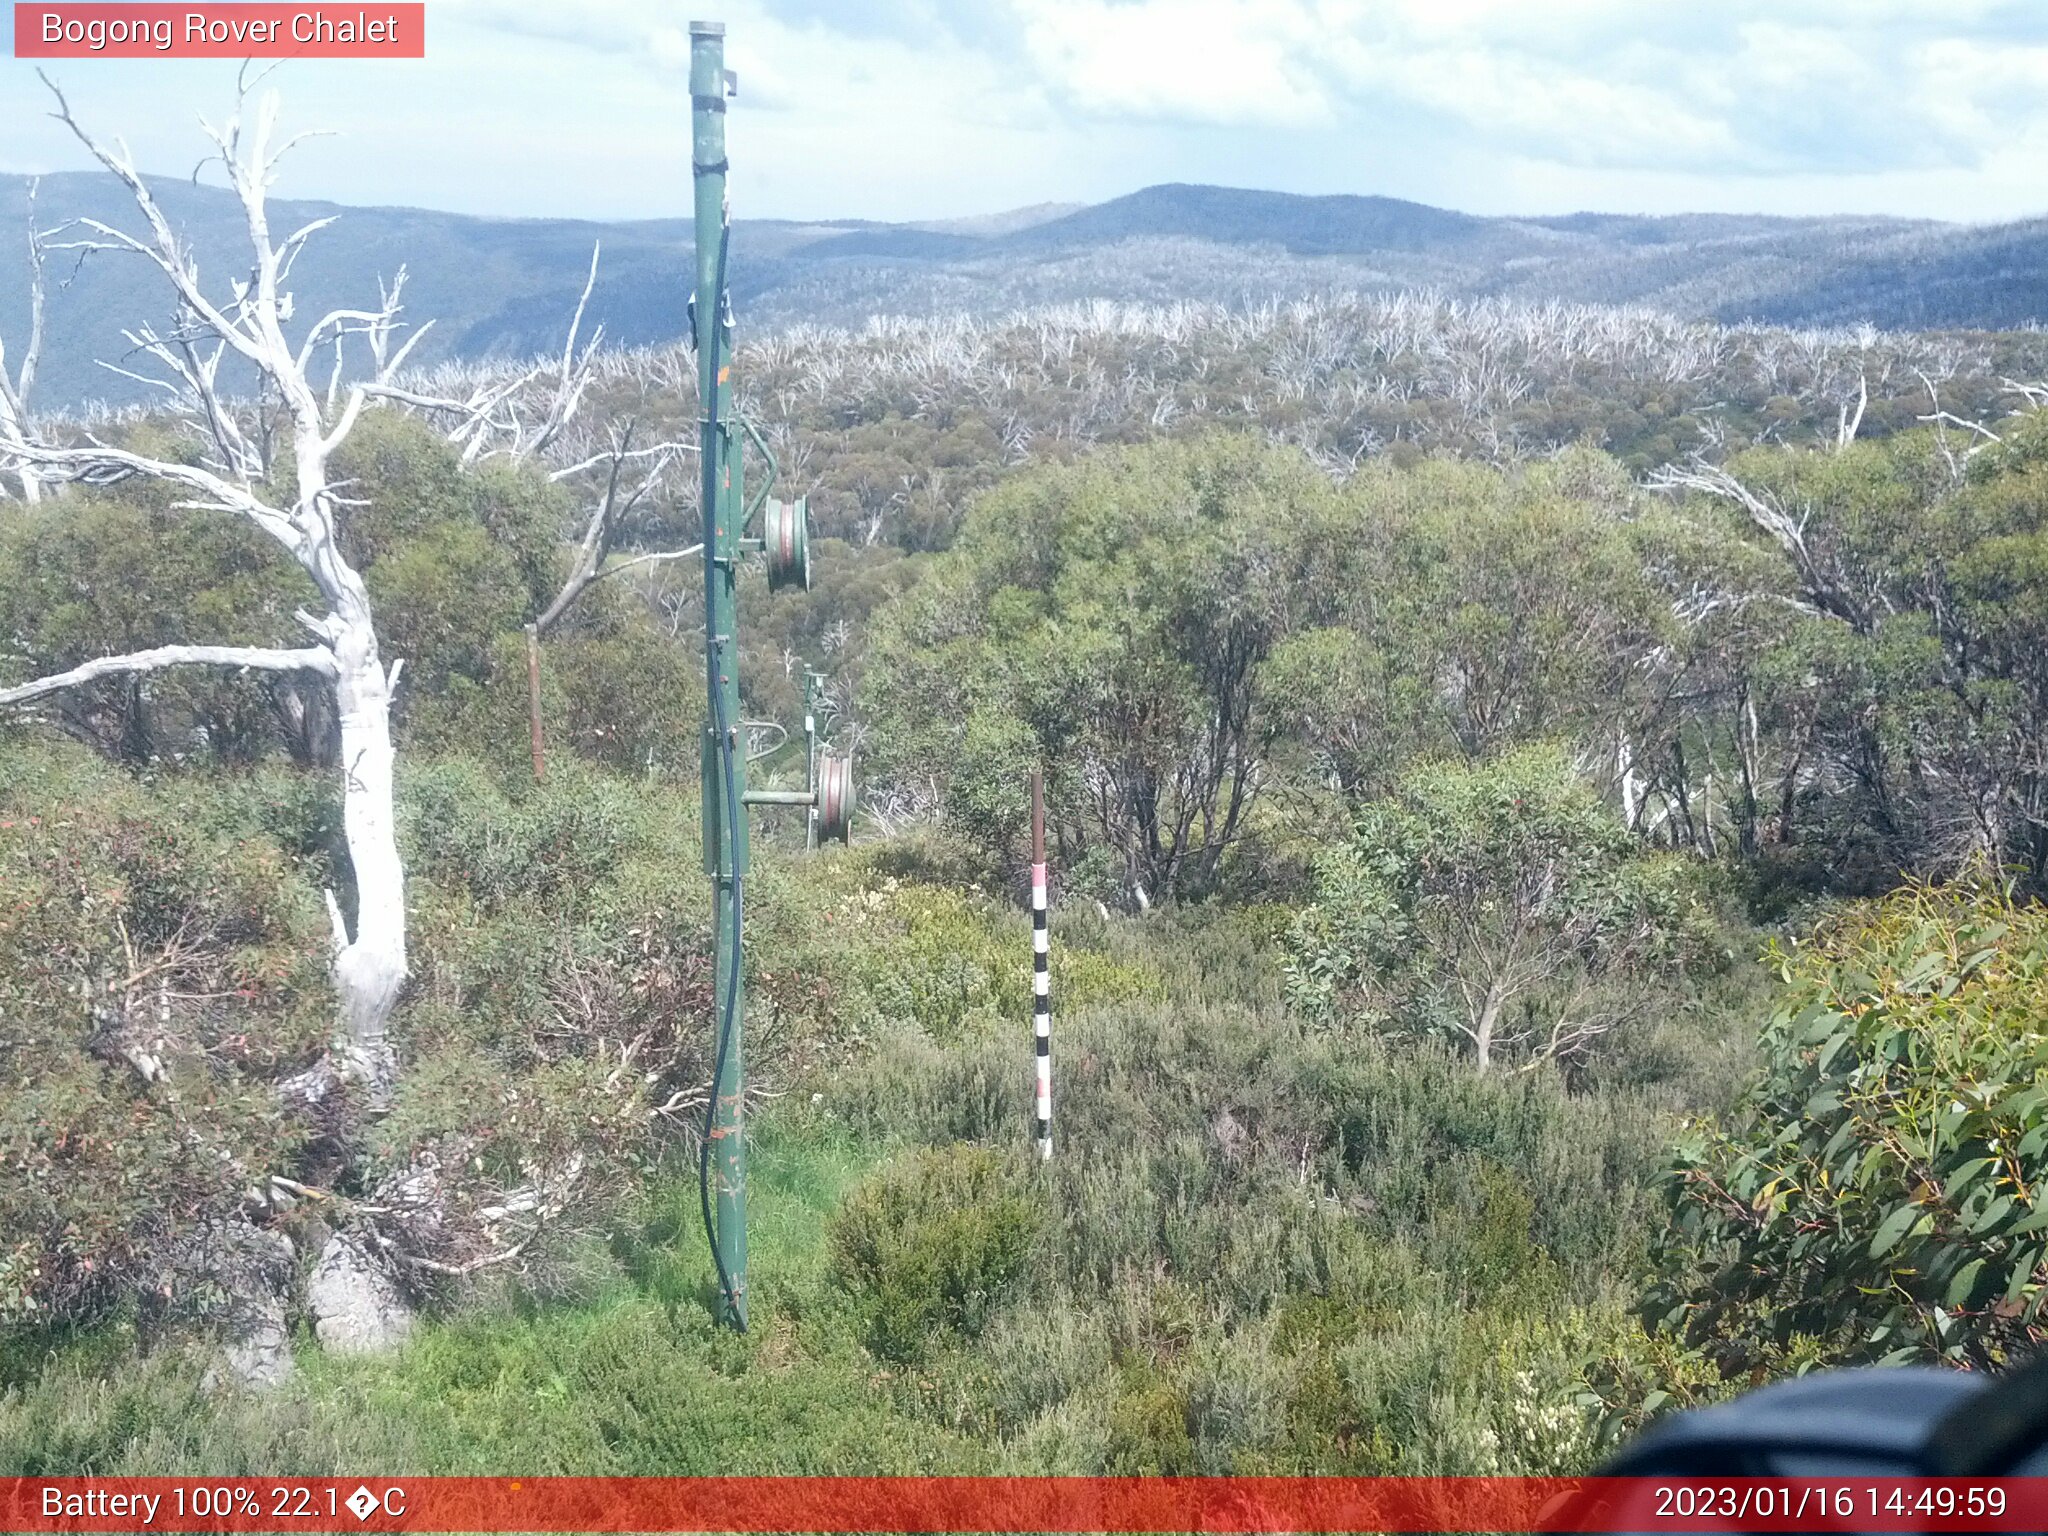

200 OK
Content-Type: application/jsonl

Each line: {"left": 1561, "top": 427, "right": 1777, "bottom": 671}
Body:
{"left": 581, "top": 542, "right": 705, "bottom": 585}
{"left": 532, "top": 423, "right": 693, "bottom": 636}
{"left": 1649, "top": 458, "right": 1808, "bottom": 565}
{"left": 38, "top": 74, "right": 275, "bottom": 373}
{"left": 0, "top": 643, "right": 337, "bottom": 706}
{"left": 527, "top": 241, "right": 604, "bottom": 460}
{"left": 6, "top": 436, "right": 304, "bottom": 547}
{"left": 366, "top": 242, "right": 607, "bottom": 465}
{"left": 547, "top": 440, "right": 690, "bottom": 483}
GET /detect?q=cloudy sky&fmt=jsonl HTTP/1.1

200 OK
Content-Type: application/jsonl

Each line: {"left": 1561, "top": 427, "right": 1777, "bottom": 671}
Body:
{"left": 4, "top": 0, "right": 2048, "bottom": 225}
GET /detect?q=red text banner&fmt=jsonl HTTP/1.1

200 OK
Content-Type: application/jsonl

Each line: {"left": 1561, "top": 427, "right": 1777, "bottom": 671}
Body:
{"left": 13, "top": 5, "right": 425, "bottom": 58}
{"left": 1, "top": 1477, "right": 2045, "bottom": 1532}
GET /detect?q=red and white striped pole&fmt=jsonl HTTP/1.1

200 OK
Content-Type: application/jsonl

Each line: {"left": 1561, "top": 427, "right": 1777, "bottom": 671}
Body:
{"left": 1030, "top": 767, "right": 1052, "bottom": 1162}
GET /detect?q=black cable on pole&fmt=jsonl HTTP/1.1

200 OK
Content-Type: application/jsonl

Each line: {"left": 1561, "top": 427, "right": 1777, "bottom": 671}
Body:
{"left": 697, "top": 212, "right": 746, "bottom": 1330}
{"left": 701, "top": 653, "right": 745, "bottom": 1329}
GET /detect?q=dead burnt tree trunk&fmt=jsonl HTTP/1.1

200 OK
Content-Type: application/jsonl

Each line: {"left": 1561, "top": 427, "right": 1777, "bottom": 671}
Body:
{"left": 0, "top": 74, "right": 442, "bottom": 1376}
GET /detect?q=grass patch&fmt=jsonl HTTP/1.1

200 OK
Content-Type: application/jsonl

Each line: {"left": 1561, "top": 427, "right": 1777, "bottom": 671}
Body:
{"left": 0, "top": 1115, "right": 986, "bottom": 1476}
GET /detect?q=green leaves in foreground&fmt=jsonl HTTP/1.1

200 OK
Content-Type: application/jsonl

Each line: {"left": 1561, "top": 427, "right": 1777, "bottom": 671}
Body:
{"left": 1647, "top": 875, "right": 2048, "bottom": 1370}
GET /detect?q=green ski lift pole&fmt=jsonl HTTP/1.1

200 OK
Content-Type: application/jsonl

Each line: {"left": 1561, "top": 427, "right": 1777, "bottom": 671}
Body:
{"left": 691, "top": 18, "right": 747, "bottom": 1332}
{"left": 689, "top": 22, "right": 846, "bottom": 1330}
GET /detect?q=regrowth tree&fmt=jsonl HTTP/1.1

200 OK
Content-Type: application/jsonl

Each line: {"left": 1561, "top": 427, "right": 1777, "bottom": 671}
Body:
{"left": 1285, "top": 745, "right": 1720, "bottom": 1072}
{"left": 1647, "top": 876, "right": 2048, "bottom": 1372}
{"left": 862, "top": 434, "right": 1336, "bottom": 906}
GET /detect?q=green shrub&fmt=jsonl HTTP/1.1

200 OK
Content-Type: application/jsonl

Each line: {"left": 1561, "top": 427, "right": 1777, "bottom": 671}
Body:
{"left": 399, "top": 757, "right": 642, "bottom": 913}
{"left": 0, "top": 741, "right": 324, "bottom": 1331}
{"left": 851, "top": 830, "right": 998, "bottom": 892}
{"left": 1301, "top": 1036, "right": 1667, "bottom": 1285}
{"left": 830, "top": 992, "right": 1674, "bottom": 1308}
{"left": 779, "top": 863, "right": 1158, "bottom": 1046}
{"left": 964, "top": 1294, "right": 1114, "bottom": 1433}
{"left": 1647, "top": 876, "right": 2048, "bottom": 1371}
{"left": 824, "top": 1027, "right": 1022, "bottom": 1148}
{"left": 1121, "top": 903, "right": 1291, "bottom": 1010}
{"left": 827, "top": 1144, "right": 1046, "bottom": 1361}
{"left": 1104, "top": 1355, "right": 1198, "bottom": 1474}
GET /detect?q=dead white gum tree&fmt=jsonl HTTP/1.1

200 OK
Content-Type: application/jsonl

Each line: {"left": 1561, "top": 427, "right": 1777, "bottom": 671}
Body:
{"left": 0, "top": 75, "right": 458, "bottom": 1379}
{"left": 0, "top": 178, "right": 47, "bottom": 503}
{"left": 0, "top": 75, "right": 428, "bottom": 1114}
{"left": 0, "top": 78, "right": 633, "bottom": 1377}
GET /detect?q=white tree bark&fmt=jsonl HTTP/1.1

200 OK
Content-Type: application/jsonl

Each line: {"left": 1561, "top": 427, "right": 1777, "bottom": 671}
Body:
{"left": 330, "top": 630, "right": 406, "bottom": 1097}
{"left": 0, "top": 644, "right": 336, "bottom": 705}
{"left": 0, "top": 178, "right": 46, "bottom": 504}
{"left": 4, "top": 78, "right": 417, "bottom": 1099}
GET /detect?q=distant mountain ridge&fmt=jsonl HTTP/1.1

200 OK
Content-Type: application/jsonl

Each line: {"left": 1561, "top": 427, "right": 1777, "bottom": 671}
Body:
{"left": 2, "top": 174, "right": 2043, "bottom": 411}
{"left": 1013, "top": 183, "right": 1499, "bottom": 253}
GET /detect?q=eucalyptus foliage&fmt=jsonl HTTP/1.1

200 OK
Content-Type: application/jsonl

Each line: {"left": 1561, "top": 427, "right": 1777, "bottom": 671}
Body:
{"left": 862, "top": 434, "right": 1341, "bottom": 904}
{"left": 1649, "top": 878, "right": 2048, "bottom": 1370}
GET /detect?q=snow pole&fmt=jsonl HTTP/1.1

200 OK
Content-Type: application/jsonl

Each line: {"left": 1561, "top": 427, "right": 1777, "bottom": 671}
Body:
{"left": 1031, "top": 767, "right": 1052, "bottom": 1161}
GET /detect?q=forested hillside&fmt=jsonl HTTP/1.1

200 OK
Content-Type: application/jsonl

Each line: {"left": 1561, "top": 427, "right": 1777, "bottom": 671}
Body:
{"left": 9, "top": 173, "right": 2048, "bottom": 411}
{"left": 7, "top": 148, "right": 2048, "bottom": 1475}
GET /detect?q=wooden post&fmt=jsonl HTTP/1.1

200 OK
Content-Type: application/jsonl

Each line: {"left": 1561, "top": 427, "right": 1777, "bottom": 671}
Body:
{"left": 525, "top": 624, "right": 547, "bottom": 783}
{"left": 1030, "top": 767, "right": 1051, "bottom": 1161}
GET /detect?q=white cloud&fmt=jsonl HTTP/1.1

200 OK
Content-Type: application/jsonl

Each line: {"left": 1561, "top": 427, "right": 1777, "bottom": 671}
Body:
{"left": 1013, "top": 0, "right": 1335, "bottom": 127}
{"left": 1324, "top": 34, "right": 1741, "bottom": 168}
{"left": 4, "top": 0, "right": 2048, "bottom": 222}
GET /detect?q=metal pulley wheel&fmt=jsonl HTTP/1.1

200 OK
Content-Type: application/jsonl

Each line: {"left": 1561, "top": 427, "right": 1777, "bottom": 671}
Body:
{"left": 816, "top": 752, "right": 855, "bottom": 844}
{"left": 764, "top": 496, "right": 811, "bottom": 593}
